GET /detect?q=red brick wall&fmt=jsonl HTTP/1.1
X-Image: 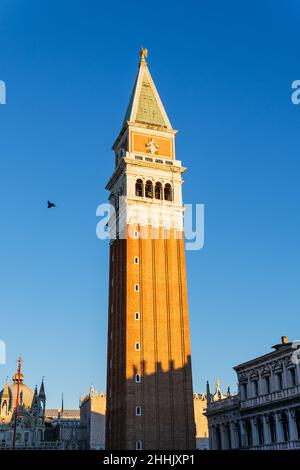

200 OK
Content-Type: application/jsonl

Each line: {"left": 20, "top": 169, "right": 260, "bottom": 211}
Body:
{"left": 106, "top": 225, "right": 195, "bottom": 450}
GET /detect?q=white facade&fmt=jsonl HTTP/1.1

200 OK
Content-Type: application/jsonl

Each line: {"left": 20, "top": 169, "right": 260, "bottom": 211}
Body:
{"left": 206, "top": 337, "right": 300, "bottom": 450}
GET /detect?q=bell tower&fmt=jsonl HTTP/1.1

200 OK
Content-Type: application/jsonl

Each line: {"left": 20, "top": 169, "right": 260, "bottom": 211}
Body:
{"left": 105, "top": 49, "right": 195, "bottom": 450}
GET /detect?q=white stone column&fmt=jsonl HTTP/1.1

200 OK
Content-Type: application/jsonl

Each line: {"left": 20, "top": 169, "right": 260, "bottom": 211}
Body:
{"left": 239, "top": 420, "right": 247, "bottom": 448}
{"left": 282, "top": 363, "right": 288, "bottom": 389}
{"left": 209, "top": 426, "right": 216, "bottom": 450}
{"left": 275, "top": 412, "right": 283, "bottom": 442}
{"left": 251, "top": 418, "right": 259, "bottom": 447}
{"left": 262, "top": 414, "right": 271, "bottom": 445}
{"left": 229, "top": 422, "right": 236, "bottom": 449}
{"left": 247, "top": 376, "right": 251, "bottom": 399}
{"left": 220, "top": 424, "right": 228, "bottom": 450}
{"left": 287, "top": 409, "right": 298, "bottom": 442}
{"left": 296, "top": 362, "right": 300, "bottom": 386}
{"left": 270, "top": 369, "right": 275, "bottom": 392}
{"left": 235, "top": 421, "right": 242, "bottom": 448}
{"left": 258, "top": 370, "right": 262, "bottom": 396}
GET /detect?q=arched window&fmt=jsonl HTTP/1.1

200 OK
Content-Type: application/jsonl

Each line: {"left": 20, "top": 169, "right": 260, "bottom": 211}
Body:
{"left": 136, "top": 440, "right": 142, "bottom": 450}
{"left": 289, "top": 367, "right": 296, "bottom": 386}
{"left": 215, "top": 425, "right": 222, "bottom": 450}
{"left": 281, "top": 412, "right": 290, "bottom": 441}
{"left": 225, "top": 423, "right": 231, "bottom": 449}
{"left": 269, "top": 415, "right": 276, "bottom": 443}
{"left": 295, "top": 410, "right": 300, "bottom": 439}
{"left": 145, "top": 180, "right": 153, "bottom": 198}
{"left": 245, "top": 420, "right": 253, "bottom": 447}
{"left": 164, "top": 183, "right": 173, "bottom": 201}
{"left": 2, "top": 400, "right": 7, "bottom": 414}
{"left": 155, "top": 182, "right": 162, "bottom": 200}
{"left": 135, "top": 405, "right": 142, "bottom": 416}
{"left": 135, "top": 342, "right": 141, "bottom": 351}
{"left": 135, "top": 374, "right": 141, "bottom": 383}
{"left": 241, "top": 383, "right": 247, "bottom": 400}
{"left": 135, "top": 312, "right": 140, "bottom": 320}
{"left": 256, "top": 417, "right": 264, "bottom": 445}
{"left": 135, "top": 179, "right": 143, "bottom": 197}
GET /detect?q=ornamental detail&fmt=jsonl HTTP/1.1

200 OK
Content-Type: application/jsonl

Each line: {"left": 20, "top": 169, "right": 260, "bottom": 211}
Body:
{"left": 146, "top": 138, "right": 159, "bottom": 155}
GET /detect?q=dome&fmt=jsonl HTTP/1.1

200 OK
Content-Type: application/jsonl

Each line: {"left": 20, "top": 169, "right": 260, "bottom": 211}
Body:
{"left": 8, "top": 382, "right": 34, "bottom": 410}
{"left": 0, "top": 373, "right": 34, "bottom": 412}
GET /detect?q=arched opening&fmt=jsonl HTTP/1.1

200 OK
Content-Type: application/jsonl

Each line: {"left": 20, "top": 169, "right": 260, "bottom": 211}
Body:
{"left": 164, "top": 183, "right": 172, "bottom": 201}
{"left": 145, "top": 180, "right": 153, "bottom": 198}
{"left": 215, "top": 425, "right": 222, "bottom": 450}
{"left": 256, "top": 417, "right": 264, "bottom": 445}
{"left": 2, "top": 400, "right": 8, "bottom": 414}
{"left": 281, "top": 412, "right": 289, "bottom": 441}
{"left": 155, "top": 182, "right": 162, "bottom": 200}
{"left": 135, "top": 179, "right": 143, "bottom": 197}
{"left": 236, "top": 423, "right": 242, "bottom": 448}
{"left": 225, "top": 423, "right": 231, "bottom": 449}
{"left": 296, "top": 409, "right": 300, "bottom": 439}
{"left": 289, "top": 367, "right": 296, "bottom": 387}
{"left": 136, "top": 440, "right": 142, "bottom": 450}
{"left": 135, "top": 374, "right": 141, "bottom": 383}
{"left": 269, "top": 415, "right": 276, "bottom": 443}
{"left": 245, "top": 420, "right": 253, "bottom": 447}
{"left": 240, "top": 383, "right": 247, "bottom": 400}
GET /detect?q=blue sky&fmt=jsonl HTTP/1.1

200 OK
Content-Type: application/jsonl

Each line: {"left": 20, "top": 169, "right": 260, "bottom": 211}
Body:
{"left": 0, "top": 0, "right": 299, "bottom": 408}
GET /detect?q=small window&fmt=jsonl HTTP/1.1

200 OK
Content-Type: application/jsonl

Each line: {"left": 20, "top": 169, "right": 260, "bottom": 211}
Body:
{"left": 241, "top": 383, "right": 247, "bottom": 400}
{"left": 135, "top": 342, "right": 141, "bottom": 351}
{"left": 136, "top": 440, "right": 142, "bottom": 450}
{"left": 134, "top": 231, "right": 139, "bottom": 239}
{"left": 155, "top": 182, "right": 162, "bottom": 200}
{"left": 276, "top": 372, "right": 283, "bottom": 390}
{"left": 135, "top": 312, "right": 140, "bottom": 320}
{"left": 289, "top": 368, "right": 296, "bottom": 387}
{"left": 135, "top": 179, "right": 143, "bottom": 197}
{"left": 135, "top": 374, "right": 141, "bottom": 383}
{"left": 264, "top": 375, "right": 270, "bottom": 394}
{"left": 134, "top": 284, "right": 140, "bottom": 292}
{"left": 155, "top": 159, "right": 163, "bottom": 164}
{"left": 252, "top": 379, "right": 259, "bottom": 397}
{"left": 145, "top": 180, "right": 153, "bottom": 198}
{"left": 134, "top": 257, "right": 139, "bottom": 265}
{"left": 135, "top": 405, "right": 142, "bottom": 416}
{"left": 164, "top": 183, "right": 173, "bottom": 201}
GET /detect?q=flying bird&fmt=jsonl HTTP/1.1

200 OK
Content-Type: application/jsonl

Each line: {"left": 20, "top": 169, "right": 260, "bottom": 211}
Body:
{"left": 47, "top": 200, "right": 56, "bottom": 209}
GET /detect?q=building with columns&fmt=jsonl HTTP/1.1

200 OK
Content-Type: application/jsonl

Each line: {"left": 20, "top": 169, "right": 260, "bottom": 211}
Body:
{"left": 206, "top": 336, "right": 300, "bottom": 450}
{"left": 105, "top": 48, "right": 195, "bottom": 450}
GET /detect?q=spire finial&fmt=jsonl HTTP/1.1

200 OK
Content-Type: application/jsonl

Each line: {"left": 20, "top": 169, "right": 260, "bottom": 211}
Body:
{"left": 140, "top": 47, "right": 148, "bottom": 64}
